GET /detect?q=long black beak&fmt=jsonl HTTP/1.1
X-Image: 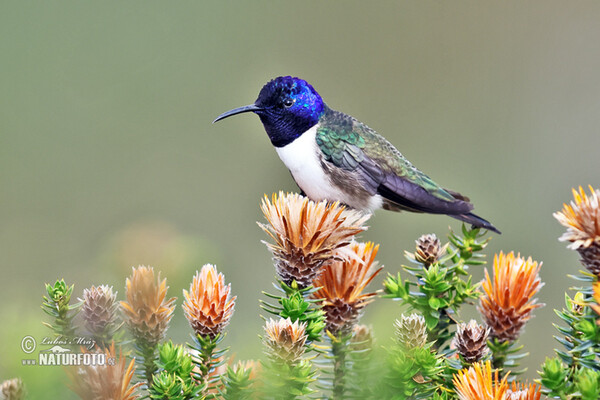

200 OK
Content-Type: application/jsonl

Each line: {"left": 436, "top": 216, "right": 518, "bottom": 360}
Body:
{"left": 213, "top": 104, "right": 263, "bottom": 123}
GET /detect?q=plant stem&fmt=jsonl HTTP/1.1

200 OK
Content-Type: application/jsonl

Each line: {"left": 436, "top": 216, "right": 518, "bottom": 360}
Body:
{"left": 139, "top": 342, "right": 158, "bottom": 389}
{"left": 331, "top": 335, "right": 349, "bottom": 400}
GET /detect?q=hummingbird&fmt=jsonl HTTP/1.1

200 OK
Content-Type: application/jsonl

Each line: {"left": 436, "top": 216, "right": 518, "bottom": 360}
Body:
{"left": 214, "top": 76, "right": 500, "bottom": 234}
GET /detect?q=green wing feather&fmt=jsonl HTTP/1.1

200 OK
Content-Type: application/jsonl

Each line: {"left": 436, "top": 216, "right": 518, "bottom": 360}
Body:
{"left": 316, "top": 110, "right": 455, "bottom": 202}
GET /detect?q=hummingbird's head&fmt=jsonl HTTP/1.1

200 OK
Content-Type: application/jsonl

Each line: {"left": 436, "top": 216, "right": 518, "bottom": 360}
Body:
{"left": 214, "top": 76, "right": 325, "bottom": 147}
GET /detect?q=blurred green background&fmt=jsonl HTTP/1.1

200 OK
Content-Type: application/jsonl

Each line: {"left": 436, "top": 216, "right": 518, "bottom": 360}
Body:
{"left": 2, "top": 1, "right": 600, "bottom": 396}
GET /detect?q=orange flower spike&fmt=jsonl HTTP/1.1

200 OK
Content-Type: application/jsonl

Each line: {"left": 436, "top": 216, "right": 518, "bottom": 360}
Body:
{"left": 318, "top": 242, "right": 380, "bottom": 303}
{"left": 554, "top": 185, "right": 600, "bottom": 275}
{"left": 479, "top": 252, "right": 543, "bottom": 342}
{"left": 506, "top": 381, "right": 543, "bottom": 400}
{"left": 120, "top": 266, "right": 176, "bottom": 346}
{"left": 554, "top": 186, "right": 600, "bottom": 248}
{"left": 183, "top": 264, "right": 236, "bottom": 339}
{"left": 259, "top": 192, "right": 369, "bottom": 288}
{"left": 313, "top": 241, "right": 383, "bottom": 335}
{"left": 453, "top": 361, "right": 509, "bottom": 400}
{"left": 591, "top": 281, "right": 600, "bottom": 318}
{"left": 67, "top": 343, "right": 142, "bottom": 400}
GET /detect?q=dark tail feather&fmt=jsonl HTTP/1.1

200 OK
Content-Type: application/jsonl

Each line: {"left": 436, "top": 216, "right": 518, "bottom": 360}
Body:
{"left": 452, "top": 212, "right": 501, "bottom": 234}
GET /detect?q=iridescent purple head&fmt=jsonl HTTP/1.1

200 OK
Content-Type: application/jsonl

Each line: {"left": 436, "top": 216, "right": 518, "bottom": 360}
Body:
{"left": 214, "top": 76, "right": 326, "bottom": 147}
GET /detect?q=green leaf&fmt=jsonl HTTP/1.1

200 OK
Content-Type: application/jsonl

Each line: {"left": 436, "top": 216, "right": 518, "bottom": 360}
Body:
{"left": 428, "top": 297, "right": 442, "bottom": 310}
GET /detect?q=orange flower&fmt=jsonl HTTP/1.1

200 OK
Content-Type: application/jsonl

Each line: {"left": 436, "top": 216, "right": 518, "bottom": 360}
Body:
{"left": 312, "top": 241, "right": 383, "bottom": 335}
{"left": 120, "top": 266, "right": 176, "bottom": 346}
{"left": 453, "top": 361, "right": 508, "bottom": 400}
{"left": 183, "top": 264, "right": 236, "bottom": 338}
{"left": 554, "top": 185, "right": 600, "bottom": 274}
{"left": 506, "top": 381, "right": 543, "bottom": 400}
{"left": 259, "top": 192, "right": 369, "bottom": 288}
{"left": 591, "top": 281, "right": 600, "bottom": 320}
{"left": 478, "top": 252, "right": 543, "bottom": 342}
{"left": 554, "top": 185, "right": 600, "bottom": 249}
{"left": 67, "top": 343, "right": 142, "bottom": 400}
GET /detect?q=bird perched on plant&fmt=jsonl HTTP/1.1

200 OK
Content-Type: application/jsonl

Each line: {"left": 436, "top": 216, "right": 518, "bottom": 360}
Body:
{"left": 214, "top": 76, "right": 500, "bottom": 234}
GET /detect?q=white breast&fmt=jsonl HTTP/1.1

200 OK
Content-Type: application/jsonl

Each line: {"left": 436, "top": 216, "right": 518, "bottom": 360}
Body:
{"left": 274, "top": 125, "right": 383, "bottom": 210}
{"left": 274, "top": 126, "right": 348, "bottom": 203}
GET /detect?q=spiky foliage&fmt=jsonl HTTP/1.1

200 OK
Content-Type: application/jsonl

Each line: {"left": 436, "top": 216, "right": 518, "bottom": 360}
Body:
{"left": 344, "top": 325, "right": 375, "bottom": 400}
{"left": 479, "top": 252, "right": 543, "bottom": 343}
{"left": 378, "top": 318, "right": 446, "bottom": 399}
{"left": 554, "top": 291, "right": 599, "bottom": 369}
{"left": 448, "top": 225, "right": 491, "bottom": 267}
{"left": 187, "top": 332, "right": 229, "bottom": 397}
{"left": 452, "top": 361, "right": 508, "bottom": 400}
{"left": 350, "top": 324, "right": 373, "bottom": 352}
{"left": 222, "top": 361, "right": 259, "bottom": 400}
{"left": 42, "top": 279, "right": 81, "bottom": 339}
{"left": 67, "top": 342, "right": 142, "bottom": 400}
{"left": 539, "top": 356, "right": 569, "bottom": 396}
{"left": 260, "top": 359, "right": 316, "bottom": 400}
{"left": 406, "top": 233, "right": 448, "bottom": 268}
{"left": 312, "top": 241, "right": 382, "bottom": 336}
{"left": 0, "top": 378, "right": 26, "bottom": 400}
{"left": 79, "top": 285, "right": 121, "bottom": 347}
{"left": 120, "top": 266, "right": 176, "bottom": 388}
{"left": 150, "top": 340, "right": 203, "bottom": 400}
{"left": 540, "top": 356, "right": 600, "bottom": 399}
{"left": 554, "top": 185, "right": 600, "bottom": 275}
{"left": 262, "top": 280, "right": 325, "bottom": 343}
{"left": 453, "top": 320, "right": 490, "bottom": 365}
{"left": 259, "top": 192, "right": 369, "bottom": 288}
{"left": 260, "top": 317, "right": 316, "bottom": 399}
{"left": 183, "top": 264, "right": 236, "bottom": 339}
{"left": 538, "top": 186, "right": 600, "bottom": 397}
{"left": 384, "top": 226, "right": 485, "bottom": 350}
{"left": 395, "top": 314, "right": 428, "bottom": 349}
{"left": 540, "top": 289, "right": 600, "bottom": 398}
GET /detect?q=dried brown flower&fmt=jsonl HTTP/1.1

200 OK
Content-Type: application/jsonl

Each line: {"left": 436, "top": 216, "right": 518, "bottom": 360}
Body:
{"left": 183, "top": 264, "right": 236, "bottom": 339}
{"left": 263, "top": 318, "right": 308, "bottom": 363}
{"left": 120, "top": 266, "right": 176, "bottom": 346}
{"left": 259, "top": 192, "right": 369, "bottom": 287}
{"left": 406, "top": 233, "right": 448, "bottom": 267}
{"left": 312, "top": 241, "right": 382, "bottom": 335}
{"left": 67, "top": 343, "right": 142, "bottom": 400}
{"left": 554, "top": 185, "right": 600, "bottom": 274}
{"left": 452, "top": 320, "right": 490, "bottom": 363}
{"left": 478, "top": 252, "right": 543, "bottom": 342}
{"left": 80, "top": 285, "right": 119, "bottom": 342}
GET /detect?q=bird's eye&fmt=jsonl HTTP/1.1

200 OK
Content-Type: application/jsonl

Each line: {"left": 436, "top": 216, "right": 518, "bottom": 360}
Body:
{"left": 283, "top": 98, "right": 294, "bottom": 108}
